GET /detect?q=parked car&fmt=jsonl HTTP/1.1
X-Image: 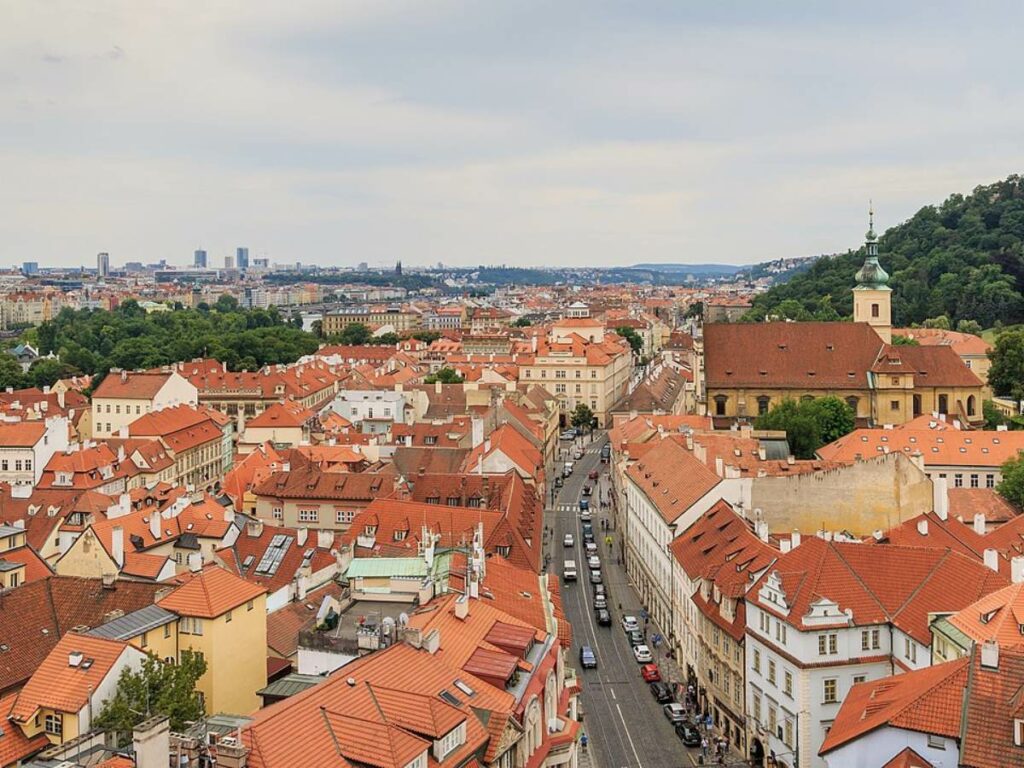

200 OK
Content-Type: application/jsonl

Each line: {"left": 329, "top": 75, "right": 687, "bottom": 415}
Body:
{"left": 563, "top": 533, "right": 574, "bottom": 547}
{"left": 633, "top": 644, "right": 653, "bottom": 663}
{"left": 593, "top": 594, "right": 608, "bottom": 610}
{"left": 626, "top": 629, "right": 645, "bottom": 647}
{"left": 676, "top": 723, "right": 702, "bottom": 747}
{"left": 662, "top": 703, "right": 686, "bottom": 725}
{"left": 582, "top": 529, "right": 595, "bottom": 544}
{"left": 587, "top": 555, "right": 600, "bottom": 570}
{"left": 585, "top": 542, "right": 598, "bottom": 556}
{"left": 574, "top": 448, "right": 584, "bottom": 460}
{"left": 595, "top": 608, "right": 612, "bottom": 626}
{"left": 580, "top": 646, "right": 597, "bottom": 669}
{"left": 578, "top": 497, "right": 590, "bottom": 511}
{"left": 589, "top": 569, "right": 602, "bottom": 584}
{"left": 592, "top": 583, "right": 606, "bottom": 598}
{"left": 650, "top": 681, "right": 673, "bottom": 703}
{"left": 554, "top": 476, "right": 564, "bottom": 488}
{"left": 621, "top": 616, "right": 640, "bottom": 633}
{"left": 588, "top": 469, "right": 599, "bottom": 480}
{"left": 640, "top": 663, "right": 661, "bottom": 682}
{"left": 580, "top": 510, "right": 592, "bottom": 522}
{"left": 581, "top": 485, "right": 592, "bottom": 496}
{"left": 560, "top": 430, "right": 576, "bottom": 441}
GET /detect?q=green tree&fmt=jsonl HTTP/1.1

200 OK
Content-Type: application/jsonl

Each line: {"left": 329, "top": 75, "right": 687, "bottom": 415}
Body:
{"left": 615, "top": 327, "right": 644, "bottom": 356}
{"left": 289, "top": 311, "right": 304, "bottom": 329}
{"left": 957, "top": 318, "right": 984, "bottom": 335}
{"left": 683, "top": 301, "right": 704, "bottom": 319}
{"left": 570, "top": 402, "right": 595, "bottom": 431}
{"left": 412, "top": 331, "right": 441, "bottom": 343}
{"left": 755, "top": 397, "right": 854, "bottom": 459}
{"left": 94, "top": 651, "right": 207, "bottom": 747}
{"left": 923, "top": 315, "right": 952, "bottom": 329}
{"left": 27, "top": 358, "right": 72, "bottom": 388}
{"left": 891, "top": 335, "right": 920, "bottom": 346}
{"left": 0, "top": 355, "right": 25, "bottom": 390}
{"left": 805, "top": 396, "right": 856, "bottom": 444}
{"left": 311, "top": 319, "right": 323, "bottom": 338}
{"left": 512, "top": 317, "right": 532, "bottom": 327}
{"left": 989, "top": 329, "right": 1024, "bottom": 400}
{"left": 997, "top": 454, "right": 1024, "bottom": 509}
{"left": 424, "top": 367, "right": 464, "bottom": 384}
{"left": 336, "top": 323, "right": 372, "bottom": 346}
{"left": 983, "top": 399, "right": 1009, "bottom": 430}
{"left": 373, "top": 332, "right": 401, "bottom": 346}
{"left": 214, "top": 294, "right": 239, "bottom": 313}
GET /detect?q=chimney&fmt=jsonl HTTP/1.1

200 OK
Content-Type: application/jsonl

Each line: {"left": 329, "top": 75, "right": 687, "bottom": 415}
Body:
{"left": 916, "top": 518, "right": 929, "bottom": 536}
{"left": 1013, "top": 556, "right": 1024, "bottom": 584}
{"left": 757, "top": 445, "right": 767, "bottom": 461}
{"left": 685, "top": 432, "right": 694, "bottom": 451}
{"left": 297, "top": 527, "right": 308, "bottom": 547}
{"left": 933, "top": 476, "right": 948, "bottom": 521}
{"left": 68, "top": 651, "right": 84, "bottom": 667}
{"left": 791, "top": 531, "right": 801, "bottom": 549}
{"left": 423, "top": 628, "right": 441, "bottom": 654}
{"left": 112, "top": 525, "right": 124, "bottom": 567}
{"left": 780, "top": 539, "right": 791, "bottom": 554}
{"left": 149, "top": 514, "right": 160, "bottom": 540}
{"left": 981, "top": 640, "right": 999, "bottom": 670}
{"left": 714, "top": 456, "right": 724, "bottom": 477}
{"left": 786, "top": 455, "right": 796, "bottom": 465}
{"left": 454, "top": 594, "right": 469, "bottom": 620}
{"left": 317, "top": 529, "right": 334, "bottom": 549}
{"left": 120, "top": 370, "right": 128, "bottom": 382}
{"left": 132, "top": 716, "right": 170, "bottom": 768}
{"left": 974, "top": 513, "right": 986, "bottom": 536}
{"left": 984, "top": 548, "right": 999, "bottom": 572}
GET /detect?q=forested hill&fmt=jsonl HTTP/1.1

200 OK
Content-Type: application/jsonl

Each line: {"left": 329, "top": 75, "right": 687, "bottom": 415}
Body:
{"left": 745, "top": 175, "right": 1024, "bottom": 328}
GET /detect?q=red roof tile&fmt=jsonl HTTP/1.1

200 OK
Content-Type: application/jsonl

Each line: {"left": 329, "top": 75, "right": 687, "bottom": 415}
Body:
{"left": 157, "top": 564, "right": 266, "bottom": 618}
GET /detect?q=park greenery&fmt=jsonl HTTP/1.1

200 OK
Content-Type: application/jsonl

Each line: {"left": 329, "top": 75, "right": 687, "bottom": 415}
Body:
{"left": 94, "top": 650, "right": 207, "bottom": 747}
{"left": 997, "top": 454, "right": 1024, "bottom": 509}
{"left": 746, "top": 175, "right": 1024, "bottom": 328}
{"left": 754, "top": 396, "right": 856, "bottom": 459}
{"left": 26, "top": 297, "right": 320, "bottom": 381}
{"left": 615, "top": 326, "right": 645, "bottom": 357}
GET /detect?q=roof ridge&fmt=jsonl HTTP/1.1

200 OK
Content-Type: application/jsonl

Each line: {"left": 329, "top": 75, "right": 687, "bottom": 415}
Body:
{"left": 828, "top": 540, "right": 893, "bottom": 621}
{"left": 890, "top": 548, "right": 955, "bottom": 622}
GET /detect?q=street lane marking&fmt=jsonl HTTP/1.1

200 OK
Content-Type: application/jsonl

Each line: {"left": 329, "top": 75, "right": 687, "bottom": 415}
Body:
{"left": 615, "top": 703, "right": 643, "bottom": 767}
{"left": 610, "top": 688, "right": 616, "bottom": 700}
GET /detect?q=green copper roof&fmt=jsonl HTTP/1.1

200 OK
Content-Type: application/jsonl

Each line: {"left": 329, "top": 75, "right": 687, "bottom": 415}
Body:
{"left": 345, "top": 557, "right": 429, "bottom": 579}
{"left": 855, "top": 255, "right": 889, "bottom": 288}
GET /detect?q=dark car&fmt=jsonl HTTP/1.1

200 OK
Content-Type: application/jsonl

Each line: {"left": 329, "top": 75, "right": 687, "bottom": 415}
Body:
{"left": 675, "top": 723, "right": 702, "bottom": 747}
{"left": 650, "top": 681, "right": 673, "bottom": 703}
{"left": 588, "top": 469, "right": 599, "bottom": 480}
{"left": 579, "top": 645, "right": 597, "bottom": 669}
{"left": 595, "top": 608, "right": 612, "bottom": 626}
{"left": 582, "top": 485, "right": 592, "bottom": 496}
{"left": 627, "top": 629, "right": 645, "bottom": 647}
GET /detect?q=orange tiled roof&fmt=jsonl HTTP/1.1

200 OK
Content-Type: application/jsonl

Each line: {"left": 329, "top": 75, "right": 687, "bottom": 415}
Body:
{"left": 947, "top": 582, "right": 1024, "bottom": 648}
{"left": 93, "top": 370, "right": 178, "bottom": 400}
{"left": 0, "top": 544, "right": 53, "bottom": 584}
{"left": 625, "top": 438, "right": 721, "bottom": 524}
{"left": 0, "top": 691, "right": 49, "bottom": 765}
{"left": 157, "top": 564, "right": 266, "bottom": 618}
{"left": 0, "top": 422, "right": 46, "bottom": 447}
{"left": 10, "top": 633, "right": 134, "bottom": 720}
{"left": 819, "top": 424, "right": 1024, "bottom": 467}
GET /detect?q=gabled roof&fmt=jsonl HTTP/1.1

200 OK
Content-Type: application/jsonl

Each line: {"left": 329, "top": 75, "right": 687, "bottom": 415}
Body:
{"left": 947, "top": 582, "right": 1024, "bottom": 648}
{"left": 252, "top": 466, "right": 395, "bottom": 502}
{"left": 0, "top": 422, "right": 46, "bottom": 447}
{"left": 625, "top": 438, "right": 721, "bottom": 524}
{"left": 246, "top": 400, "right": 314, "bottom": 429}
{"left": 0, "top": 576, "right": 165, "bottom": 694}
{"left": 93, "top": 370, "right": 179, "bottom": 400}
{"left": 0, "top": 691, "right": 49, "bottom": 765}
{"left": 157, "top": 564, "right": 266, "bottom": 619}
{"left": 10, "top": 633, "right": 134, "bottom": 720}
{"left": 819, "top": 657, "right": 968, "bottom": 754}
{"left": 819, "top": 425, "right": 1024, "bottom": 467}
{"left": 752, "top": 538, "right": 1008, "bottom": 643}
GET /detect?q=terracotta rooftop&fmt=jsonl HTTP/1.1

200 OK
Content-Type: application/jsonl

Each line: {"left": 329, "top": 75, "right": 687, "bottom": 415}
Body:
{"left": 157, "top": 564, "right": 266, "bottom": 618}
{"left": 92, "top": 370, "right": 180, "bottom": 400}
{"left": 625, "top": 438, "right": 721, "bottom": 524}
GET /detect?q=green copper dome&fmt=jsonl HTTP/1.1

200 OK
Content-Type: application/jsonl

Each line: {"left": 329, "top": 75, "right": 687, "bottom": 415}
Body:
{"left": 855, "top": 255, "right": 889, "bottom": 288}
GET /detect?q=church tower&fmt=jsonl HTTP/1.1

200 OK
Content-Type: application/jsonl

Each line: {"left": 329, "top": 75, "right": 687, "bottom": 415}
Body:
{"left": 852, "top": 204, "right": 892, "bottom": 342}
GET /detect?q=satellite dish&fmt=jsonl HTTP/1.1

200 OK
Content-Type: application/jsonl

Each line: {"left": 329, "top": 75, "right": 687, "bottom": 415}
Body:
{"left": 398, "top": 612, "right": 409, "bottom": 626}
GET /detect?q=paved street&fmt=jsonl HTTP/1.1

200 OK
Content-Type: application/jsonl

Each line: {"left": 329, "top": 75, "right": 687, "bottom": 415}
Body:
{"left": 548, "top": 431, "right": 696, "bottom": 768}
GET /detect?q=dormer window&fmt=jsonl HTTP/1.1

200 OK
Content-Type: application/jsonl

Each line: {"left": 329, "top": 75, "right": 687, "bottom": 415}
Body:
{"left": 496, "top": 545, "right": 511, "bottom": 558}
{"left": 1015, "top": 719, "right": 1024, "bottom": 747}
{"left": 394, "top": 530, "right": 407, "bottom": 542}
{"left": 364, "top": 525, "right": 377, "bottom": 536}
{"left": 433, "top": 722, "right": 466, "bottom": 761}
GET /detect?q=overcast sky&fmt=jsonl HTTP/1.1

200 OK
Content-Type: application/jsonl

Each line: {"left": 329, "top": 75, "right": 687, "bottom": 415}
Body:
{"left": 4, "top": 1, "right": 1024, "bottom": 269}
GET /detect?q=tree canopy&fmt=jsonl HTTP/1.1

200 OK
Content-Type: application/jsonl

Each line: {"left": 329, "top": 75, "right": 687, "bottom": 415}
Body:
{"left": 997, "top": 454, "right": 1024, "bottom": 509}
{"left": 33, "top": 300, "right": 319, "bottom": 379}
{"left": 754, "top": 396, "right": 855, "bottom": 459}
{"left": 746, "top": 175, "right": 1024, "bottom": 328}
{"left": 424, "top": 367, "right": 464, "bottom": 384}
{"left": 988, "top": 329, "right": 1024, "bottom": 400}
{"left": 570, "top": 402, "right": 595, "bottom": 430}
{"left": 615, "top": 327, "right": 644, "bottom": 356}
{"left": 94, "top": 651, "right": 207, "bottom": 747}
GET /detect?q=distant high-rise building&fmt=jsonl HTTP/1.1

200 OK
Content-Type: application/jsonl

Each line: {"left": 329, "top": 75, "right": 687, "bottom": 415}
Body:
{"left": 225, "top": 255, "right": 235, "bottom": 270}
{"left": 194, "top": 249, "right": 208, "bottom": 268}
{"left": 97, "top": 252, "right": 110, "bottom": 278}
{"left": 236, "top": 247, "right": 249, "bottom": 270}
{"left": 22, "top": 262, "right": 38, "bottom": 276}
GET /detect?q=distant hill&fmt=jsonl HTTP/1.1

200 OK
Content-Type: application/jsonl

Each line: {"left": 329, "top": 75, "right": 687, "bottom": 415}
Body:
{"left": 630, "top": 263, "right": 744, "bottom": 275}
{"left": 747, "top": 175, "right": 1024, "bottom": 328}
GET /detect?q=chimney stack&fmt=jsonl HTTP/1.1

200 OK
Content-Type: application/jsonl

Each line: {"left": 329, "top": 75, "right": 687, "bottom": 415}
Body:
{"left": 974, "top": 513, "right": 986, "bottom": 536}
{"left": 1012, "top": 556, "right": 1024, "bottom": 585}
{"left": 454, "top": 594, "right": 469, "bottom": 620}
{"left": 981, "top": 640, "right": 1000, "bottom": 670}
{"left": 984, "top": 548, "right": 1000, "bottom": 572}
{"left": 933, "top": 476, "right": 949, "bottom": 521}
{"left": 916, "top": 518, "right": 929, "bottom": 536}
{"left": 112, "top": 525, "right": 124, "bottom": 567}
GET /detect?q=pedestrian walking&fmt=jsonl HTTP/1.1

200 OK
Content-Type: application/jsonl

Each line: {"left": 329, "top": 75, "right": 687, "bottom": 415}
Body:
{"left": 700, "top": 737, "right": 708, "bottom": 759}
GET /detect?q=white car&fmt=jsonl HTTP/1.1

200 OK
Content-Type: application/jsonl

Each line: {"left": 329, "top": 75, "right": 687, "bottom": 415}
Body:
{"left": 563, "top": 533, "right": 574, "bottom": 547}
{"left": 621, "top": 615, "right": 640, "bottom": 633}
{"left": 585, "top": 542, "right": 598, "bottom": 556}
{"left": 587, "top": 555, "right": 601, "bottom": 570}
{"left": 574, "top": 448, "right": 584, "bottom": 460}
{"left": 633, "top": 644, "right": 653, "bottom": 663}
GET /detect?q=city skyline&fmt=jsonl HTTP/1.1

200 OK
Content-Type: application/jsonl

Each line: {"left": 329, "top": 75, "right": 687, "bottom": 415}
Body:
{"left": 4, "top": 2, "right": 1024, "bottom": 268}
